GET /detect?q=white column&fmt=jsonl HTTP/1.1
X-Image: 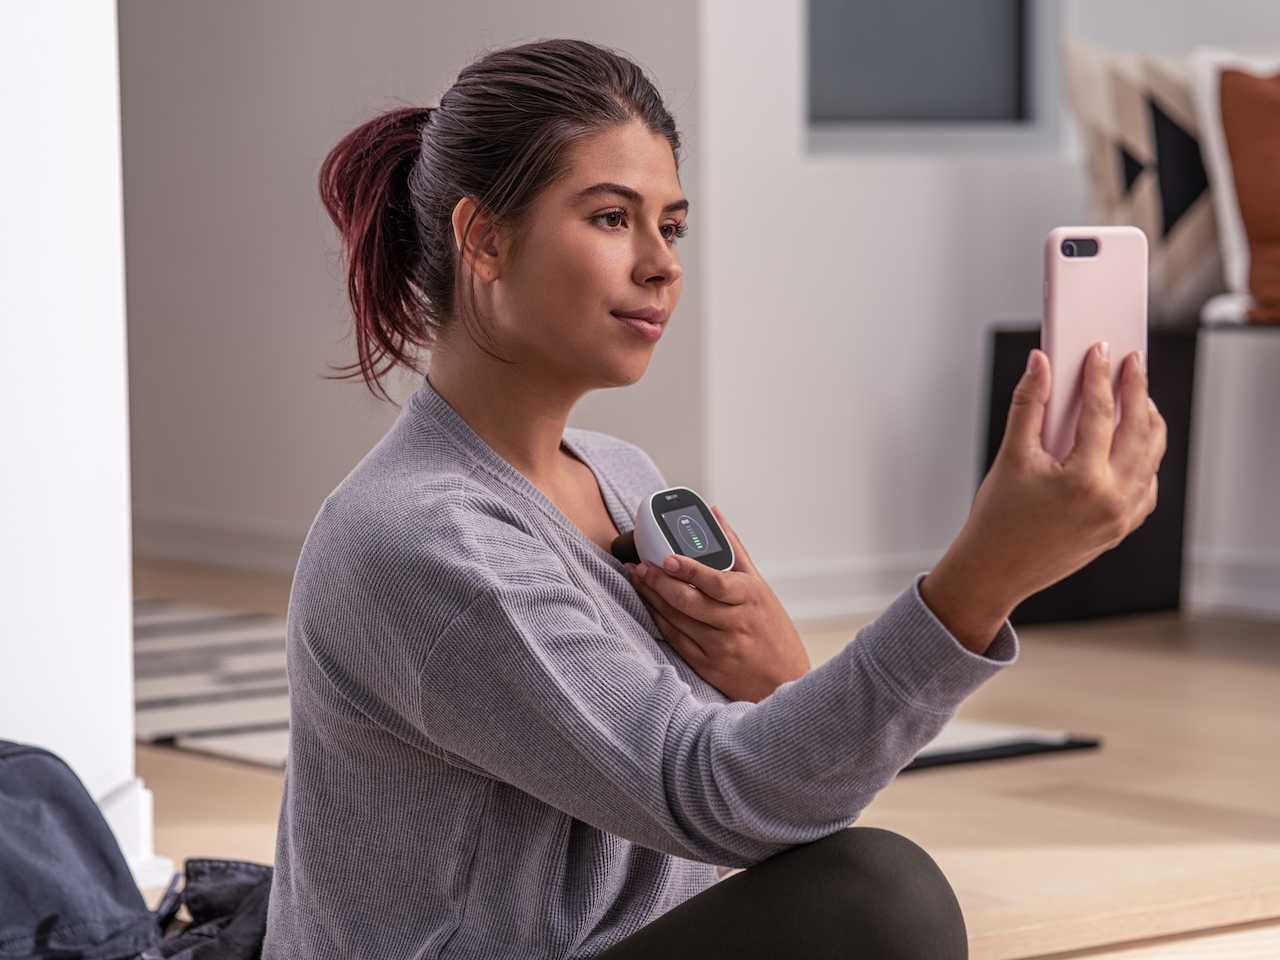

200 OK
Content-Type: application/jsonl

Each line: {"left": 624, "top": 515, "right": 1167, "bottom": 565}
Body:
{"left": 0, "top": 1, "right": 170, "bottom": 889}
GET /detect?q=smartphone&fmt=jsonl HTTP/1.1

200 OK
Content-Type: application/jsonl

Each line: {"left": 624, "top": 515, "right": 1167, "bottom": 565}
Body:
{"left": 1041, "top": 225, "right": 1149, "bottom": 462}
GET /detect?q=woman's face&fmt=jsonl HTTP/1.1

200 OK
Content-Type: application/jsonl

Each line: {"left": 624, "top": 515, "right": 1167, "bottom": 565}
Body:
{"left": 487, "top": 119, "right": 687, "bottom": 388}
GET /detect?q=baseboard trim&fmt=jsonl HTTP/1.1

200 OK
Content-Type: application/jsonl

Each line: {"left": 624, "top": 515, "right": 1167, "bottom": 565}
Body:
{"left": 769, "top": 551, "right": 939, "bottom": 625}
{"left": 1183, "top": 546, "right": 1280, "bottom": 620}
{"left": 134, "top": 508, "right": 303, "bottom": 575}
{"left": 98, "top": 775, "right": 174, "bottom": 890}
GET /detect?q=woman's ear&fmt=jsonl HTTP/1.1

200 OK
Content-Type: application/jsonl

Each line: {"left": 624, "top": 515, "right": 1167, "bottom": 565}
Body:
{"left": 451, "top": 196, "right": 505, "bottom": 283}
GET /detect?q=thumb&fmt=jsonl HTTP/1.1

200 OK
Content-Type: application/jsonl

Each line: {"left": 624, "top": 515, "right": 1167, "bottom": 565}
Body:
{"left": 1004, "top": 348, "right": 1050, "bottom": 457}
{"left": 711, "top": 505, "right": 757, "bottom": 576}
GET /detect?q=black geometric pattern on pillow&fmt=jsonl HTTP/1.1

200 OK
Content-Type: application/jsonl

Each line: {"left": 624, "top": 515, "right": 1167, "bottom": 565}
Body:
{"left": 1116, "top": 98, "right": 1210, "bottom": 240}
{"left": 1149, "top": 97, "right": 1209, "bottom": 238}
{"left": 1121, "top": 146, "right": 1145, "bottom": 193}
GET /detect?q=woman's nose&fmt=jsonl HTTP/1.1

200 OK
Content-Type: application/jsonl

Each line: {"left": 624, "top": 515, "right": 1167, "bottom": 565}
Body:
{"left": 634, "top": 239, "right": 681, "bottom": 287}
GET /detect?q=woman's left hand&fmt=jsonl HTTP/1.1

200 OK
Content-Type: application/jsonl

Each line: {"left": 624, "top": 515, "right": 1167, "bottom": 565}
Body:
{"left": 624, "top": 505, "right": 812, "bottom": 703}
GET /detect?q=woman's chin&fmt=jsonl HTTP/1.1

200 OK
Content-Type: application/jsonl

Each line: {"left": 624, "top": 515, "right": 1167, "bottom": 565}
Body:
{"left": 603, "top": 352, "right": 652, "bottom": 387}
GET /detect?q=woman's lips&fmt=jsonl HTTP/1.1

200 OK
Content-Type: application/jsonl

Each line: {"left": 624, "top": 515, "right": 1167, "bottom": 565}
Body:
{"left": 612, "top": 312, "right": 664, "bottom": 341}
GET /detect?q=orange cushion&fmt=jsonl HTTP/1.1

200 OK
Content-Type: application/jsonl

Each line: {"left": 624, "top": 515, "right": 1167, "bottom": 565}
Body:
{"left": 1219, "top": 68, "right": 1280, "bottom": 323}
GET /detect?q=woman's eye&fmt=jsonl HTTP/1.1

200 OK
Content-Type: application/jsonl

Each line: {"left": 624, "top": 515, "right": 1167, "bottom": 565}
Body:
{"left": 593, "top": 209, "right": 688, "bottom": 243}
{"left": 591, "top": 209, "right": 627, "bottom": 229}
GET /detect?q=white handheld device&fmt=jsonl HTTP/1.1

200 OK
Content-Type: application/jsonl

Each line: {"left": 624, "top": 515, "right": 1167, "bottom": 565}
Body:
{"left": 610, "top": 486, "right": 735, "bottom": 572}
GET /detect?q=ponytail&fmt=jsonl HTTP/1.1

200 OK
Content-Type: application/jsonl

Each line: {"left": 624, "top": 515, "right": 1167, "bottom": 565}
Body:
{"left": 318, "top": 105, "right": 434, "bottom": 403}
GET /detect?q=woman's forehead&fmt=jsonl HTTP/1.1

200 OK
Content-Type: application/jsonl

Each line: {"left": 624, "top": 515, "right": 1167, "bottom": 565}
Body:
{"left": 557, "top": 125, "right": 683, "bottom": 207}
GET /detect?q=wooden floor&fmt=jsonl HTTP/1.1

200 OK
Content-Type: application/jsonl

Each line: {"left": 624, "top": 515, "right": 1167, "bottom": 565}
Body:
{"left": 133, "top": 557, "right": 1280, "bottom": 959}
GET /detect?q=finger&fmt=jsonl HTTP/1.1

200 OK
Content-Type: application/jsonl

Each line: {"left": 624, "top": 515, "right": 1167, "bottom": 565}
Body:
{"left": 1003, "top": 348, "right": 1052, "bottom": 459}
{"left": 711, "top": 505, "right": 758, "bottom": 577}
{"left": 649, "top": 607, "right": 710, "bottom": 669}
{"left": 640, "top": 562, "right": 737, "bottom": 632}
{"left": 1147, "top": 402, "right": 1168, "bottom": 475}
{"left": 632, "top": 573, "right": 722, "bottom": 645}
{"left": 1066, "top": 341, "right": 1118, "bottom": 467}
{"left": 1125, "top": 473, "right": 1158, "bottom": 534}
{"left": 658, "top": 550, "right": 749, "bottom": 605}
{"left": 1138, "top": 472, "right": 1158, "bottom": 521}
{"left": 1110, "top": 349, "right": 1151, "bottom": 476}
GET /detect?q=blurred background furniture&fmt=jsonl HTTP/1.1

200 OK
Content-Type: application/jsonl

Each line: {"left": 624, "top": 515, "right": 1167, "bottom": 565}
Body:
{"left": 983, "top": 320, "right": 1275, "bottom": 625}
{"left": 984, "top": 324, "right": 1194, "bottom": 624}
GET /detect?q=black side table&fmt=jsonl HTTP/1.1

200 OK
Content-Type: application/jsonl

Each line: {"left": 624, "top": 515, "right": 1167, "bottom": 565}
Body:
{"left": 983, "top": 325, "right": 1196, "bottom": 624}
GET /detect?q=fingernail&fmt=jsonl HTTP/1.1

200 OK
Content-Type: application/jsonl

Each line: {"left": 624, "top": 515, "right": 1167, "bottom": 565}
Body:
{"left": 1025, "top": 350, "right": 1037, "bottom": 376}
{"left": 635, "top": 563, "right": 648, "bottom": 577}
{"left": 1099, "top": 341, "right": 1110, "bottom": 361}
{"left": 663, "top": 556, "right": 679, "bottom": 572}
{"left": 1137, "top": 349, "right": 1146, "bottom": 373}
{"left": 623, "top": 563, "right": 635, "bottom": 574}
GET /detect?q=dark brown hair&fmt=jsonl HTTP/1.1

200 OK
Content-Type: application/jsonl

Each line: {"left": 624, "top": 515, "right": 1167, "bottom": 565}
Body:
{"left": 317, "top": 38, "right": 683, "bottom": 402}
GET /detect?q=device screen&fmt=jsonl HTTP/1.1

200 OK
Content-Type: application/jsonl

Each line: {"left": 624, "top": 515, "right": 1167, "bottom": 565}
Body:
{"left": 658, "top": 505, "right": 724, "bottom": 560}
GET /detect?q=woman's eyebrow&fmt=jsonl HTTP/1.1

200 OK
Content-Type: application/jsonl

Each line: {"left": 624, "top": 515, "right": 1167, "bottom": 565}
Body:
{"left": 569, "top": 181, "right": 690, "bottom": 214}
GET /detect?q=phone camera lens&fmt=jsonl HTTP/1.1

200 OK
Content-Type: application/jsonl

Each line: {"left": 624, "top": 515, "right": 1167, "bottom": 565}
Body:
{"left": 1062, "top": 240, "right": 1077, "bottom": 257}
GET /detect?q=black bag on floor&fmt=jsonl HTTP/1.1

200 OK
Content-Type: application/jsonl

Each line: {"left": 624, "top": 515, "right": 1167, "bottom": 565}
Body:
{"left": 139, "top": 859, "right": 273, "bottom": 960}
{"left": 0, "top": 739, "right": 161, "bottom": 959}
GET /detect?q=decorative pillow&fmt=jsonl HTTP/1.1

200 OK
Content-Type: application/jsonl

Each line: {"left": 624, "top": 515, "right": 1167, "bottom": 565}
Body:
{"left": 1188, "top": 48, "right": 1280, "bottom": 324}
{"left": 1221, "top": 68, "right": 1280, "bottom": 323}
{"left": 1063, "top": 40, "right": 1226, "bottom": 327}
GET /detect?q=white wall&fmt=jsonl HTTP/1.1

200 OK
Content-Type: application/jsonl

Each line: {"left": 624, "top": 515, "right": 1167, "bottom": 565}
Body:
{"left": 120, "top": 0, "right": 705, "bottom": 572}
{"left": 1064, "top": 1, "right": 1280, "bottom": 55}
{"left": 122, "top": 0, "right": 1277, "bottom": 620}
{"left": 0, "top": 2, "right": 168, "bottom": 887}
{"left": 698, "top": 0, "right": 1279, "bottom": 619}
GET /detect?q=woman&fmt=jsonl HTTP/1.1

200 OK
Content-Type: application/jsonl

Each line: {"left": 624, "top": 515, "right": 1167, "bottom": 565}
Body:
{"left": 263, "top": 38, "right": 1165, "bottom": 960}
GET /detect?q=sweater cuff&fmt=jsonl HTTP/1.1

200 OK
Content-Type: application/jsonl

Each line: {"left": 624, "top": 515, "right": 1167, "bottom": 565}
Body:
{"left": 854, "top": 571, "right": 1019, "bottom": 716}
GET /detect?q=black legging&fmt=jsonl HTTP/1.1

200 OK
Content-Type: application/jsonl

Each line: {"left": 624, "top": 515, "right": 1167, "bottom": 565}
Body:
{"left": 596, "top": 827, "right": 969, "bottom": 959}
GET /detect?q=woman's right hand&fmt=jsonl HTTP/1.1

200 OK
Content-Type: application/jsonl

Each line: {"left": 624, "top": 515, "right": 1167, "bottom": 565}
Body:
{"left": 940, "top": 341, "right": 1168, "bottom": 620}
{"left": 626, "top": 506, "right": 812, "bottom": 704}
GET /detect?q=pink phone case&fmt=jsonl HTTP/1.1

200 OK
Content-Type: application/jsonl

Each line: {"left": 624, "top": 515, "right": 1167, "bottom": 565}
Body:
{"left": 1041, "top": 225, "right": 1149, "bottom": 462}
